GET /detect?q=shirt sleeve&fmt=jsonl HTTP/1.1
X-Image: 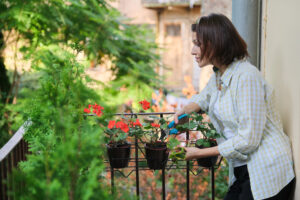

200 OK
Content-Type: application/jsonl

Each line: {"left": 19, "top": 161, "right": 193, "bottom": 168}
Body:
{"left": 218, "top": 73, "right": 267, "bottom": 161}
{"left": 189, "top": 76, "right": 214, "bottom": 112}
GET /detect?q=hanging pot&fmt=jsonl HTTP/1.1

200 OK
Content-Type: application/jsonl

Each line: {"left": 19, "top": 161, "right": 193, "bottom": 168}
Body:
{"left": 145, "top": 142, "right": 169, "bottom": 170}
{"left": 107, "top": 142, "right": 131, "bottom": 168}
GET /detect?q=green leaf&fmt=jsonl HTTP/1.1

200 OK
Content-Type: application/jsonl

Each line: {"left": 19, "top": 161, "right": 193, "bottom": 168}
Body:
{"left": 167, "top": 137, "right": 180, "bottom": 150}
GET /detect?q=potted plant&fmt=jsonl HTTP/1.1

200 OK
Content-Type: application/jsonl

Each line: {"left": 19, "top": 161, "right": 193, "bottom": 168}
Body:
{"left": 139, "top": 100, "right": 170, "bottom": 170}
{"left": 105, "top": 119, "right": 131, "bottom": 168}
{"left": 191, "top": 113, "right": 220, "bottom": 167}
{"left": 169, "top": 112, "right": 220, "bottom": 168}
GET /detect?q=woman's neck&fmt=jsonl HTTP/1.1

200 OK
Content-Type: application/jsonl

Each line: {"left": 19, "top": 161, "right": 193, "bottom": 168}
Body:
{"left": 215, "top": 64, "right": 227, "bottom": 76}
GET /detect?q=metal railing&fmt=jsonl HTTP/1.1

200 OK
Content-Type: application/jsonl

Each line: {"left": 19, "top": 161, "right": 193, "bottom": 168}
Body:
{"left": 0, "top": 122, "right": 29, "bottom": 200}
{"left": 107, "top": 112, "right": 222, "bottom": 200}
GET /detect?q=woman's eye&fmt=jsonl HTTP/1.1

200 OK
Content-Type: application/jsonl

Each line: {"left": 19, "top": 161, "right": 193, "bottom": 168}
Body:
{"left": 193, "top": 41, "right": 201, "bottom": 47}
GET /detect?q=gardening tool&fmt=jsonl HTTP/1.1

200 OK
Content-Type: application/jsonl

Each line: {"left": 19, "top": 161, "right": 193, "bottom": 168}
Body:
{"left": 160, "top": 114, "right": 189, "bottom": 139}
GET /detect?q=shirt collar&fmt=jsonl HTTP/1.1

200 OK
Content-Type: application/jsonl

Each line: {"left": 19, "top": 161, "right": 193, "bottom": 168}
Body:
{"left": 215, "top": 59, "right": 241, "bottom": 87}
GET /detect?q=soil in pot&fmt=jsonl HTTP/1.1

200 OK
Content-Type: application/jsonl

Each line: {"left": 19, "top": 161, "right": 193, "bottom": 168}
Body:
{"left": 145, "top": 142, "right": 169, "bottom": 170}
{"left": 196, "top": 141, "right": 218, "bottom": 168}
{"left": 107, "top": 143, "right": 131, "bottom": 168}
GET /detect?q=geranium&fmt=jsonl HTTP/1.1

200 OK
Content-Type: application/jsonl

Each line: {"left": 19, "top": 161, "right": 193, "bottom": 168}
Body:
{"left": 83, "top": 103, "right": 104, "bottom": 117}
{"left": 139, "top": 99, "right": 151, "bottom": 110}
{"left": 129, "top": 119, "right": 143, "bottom": 128}
{"left": 151, "top": 123, "right": 160, "bottom": 128}
{"left": 83, "top": 108, "right": 91, "bottom": 113}
{"left": 108, "top": 120, "right": 115, "bottom": 129}
{"left": 115, "top": 121, "right": 129, "bottom": 133}
{"left": 105, "top": 120, "right": 130, "bottom": 145}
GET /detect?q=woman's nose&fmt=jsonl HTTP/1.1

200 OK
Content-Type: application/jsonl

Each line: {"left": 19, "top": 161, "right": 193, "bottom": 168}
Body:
{"left": 191, "top": 46, "right": 197, "bottom": 55}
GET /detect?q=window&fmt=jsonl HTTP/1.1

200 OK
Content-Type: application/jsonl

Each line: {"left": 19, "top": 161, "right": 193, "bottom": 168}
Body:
{"left": 165, "top": 24, "right": 181, "bottom": 36}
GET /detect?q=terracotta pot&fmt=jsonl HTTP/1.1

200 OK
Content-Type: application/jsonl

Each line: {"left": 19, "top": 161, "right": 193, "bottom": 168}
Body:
{"left": 107, "top": 143, "right": 131, "bottom": 168}
{"left": 145, "top": 142, "right": 169, "bottom": 170}
{"left": 196, "top": 141, "right": 218, "bottom": 168}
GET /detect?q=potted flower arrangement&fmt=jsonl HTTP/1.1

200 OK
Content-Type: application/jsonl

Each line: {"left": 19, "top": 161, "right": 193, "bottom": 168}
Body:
{"left": 139, "top": 99, "right": 170, "bottom": 170}
{"left": 83, "top": 103, "right": 135, "bottom": 169}
{"left": 105, "top": 119, "right": 132, "bottom": 168}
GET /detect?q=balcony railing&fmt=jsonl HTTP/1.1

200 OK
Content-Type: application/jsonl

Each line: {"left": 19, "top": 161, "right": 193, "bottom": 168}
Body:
{"left": 141, "top": 0, "right": 201, "bottom": 8}
{"left": 0, "top": 121, "right": 30, "bottom": 200}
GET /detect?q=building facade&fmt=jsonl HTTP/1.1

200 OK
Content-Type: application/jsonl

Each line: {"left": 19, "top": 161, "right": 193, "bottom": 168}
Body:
{"left": 112, "top": 0, "right": 201, "bottom": 93}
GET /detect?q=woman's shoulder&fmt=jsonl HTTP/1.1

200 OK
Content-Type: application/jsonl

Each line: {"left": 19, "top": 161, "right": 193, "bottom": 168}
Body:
{"left": 235, "top": 60, "right": 263, "bottom": 80}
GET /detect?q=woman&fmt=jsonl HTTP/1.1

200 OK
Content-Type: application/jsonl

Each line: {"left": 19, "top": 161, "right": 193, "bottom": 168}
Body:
{"left": 174, "top": 14, "right": 295, "bottom": 200}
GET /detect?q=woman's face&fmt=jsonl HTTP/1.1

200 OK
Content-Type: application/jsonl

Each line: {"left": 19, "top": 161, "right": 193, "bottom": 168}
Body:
{"left": 191, "top": 32, "right": 210, "bottom": 68}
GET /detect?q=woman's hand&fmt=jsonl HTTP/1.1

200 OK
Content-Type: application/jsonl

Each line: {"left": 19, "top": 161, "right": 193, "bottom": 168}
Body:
{"left": 174, "top": 109, "right": 185, "bottom": 124}
{"left": 184, "top": 146, "right": 220, "bottom": 160}
{"left": 174, "top": 102, "right": 201, "bottom": 124}
{"left": 184, "top": 147, "right": 203, "bottom": 160}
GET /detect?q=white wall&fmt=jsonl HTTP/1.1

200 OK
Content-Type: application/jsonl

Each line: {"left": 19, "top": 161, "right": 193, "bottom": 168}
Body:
{"left": 261, "top": 0, "right": 300, "bottom": 199}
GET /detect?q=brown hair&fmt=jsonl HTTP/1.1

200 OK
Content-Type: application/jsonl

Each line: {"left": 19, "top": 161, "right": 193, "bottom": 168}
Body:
{"left": 191, "top": 14, "right": 248, "bottom": 66}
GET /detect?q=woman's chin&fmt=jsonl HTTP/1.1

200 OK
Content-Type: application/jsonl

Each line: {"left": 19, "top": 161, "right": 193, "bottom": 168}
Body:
{"left": 198, "top": 63, "right": 206, "bottom": 68}
{"left": 198, "top": 63, "right": 210, "bottom": 68}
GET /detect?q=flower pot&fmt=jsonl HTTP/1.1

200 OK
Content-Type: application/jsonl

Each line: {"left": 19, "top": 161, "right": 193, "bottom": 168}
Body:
{"left": 196, "top": 142, "right": 218, "bottom": 168}
{"left": 107, "top": 143, "right": 131, "bottom": 168}
{"left": 145, "top": 142, "right": 169, "bottom": 170}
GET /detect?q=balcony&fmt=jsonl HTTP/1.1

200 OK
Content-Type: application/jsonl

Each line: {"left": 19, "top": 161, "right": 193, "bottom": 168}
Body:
{"left": 141, "top": 0, "right": 201, "bottom": 8}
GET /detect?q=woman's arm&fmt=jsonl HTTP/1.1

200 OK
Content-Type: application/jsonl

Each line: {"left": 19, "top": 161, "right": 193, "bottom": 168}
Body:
{"left": 218, "top": 72, "right": 267, "bottom": 161}
{"left": 184, "top": 146, "right": 220, "bottom": 160}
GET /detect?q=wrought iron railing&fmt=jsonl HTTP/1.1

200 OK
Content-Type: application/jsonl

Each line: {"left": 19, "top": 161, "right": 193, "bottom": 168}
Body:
{"left": 0, "top": 122, "right": 29, "bottom": 200}
{"left": 106, "top": 112, "right": 222, "bottom": 200}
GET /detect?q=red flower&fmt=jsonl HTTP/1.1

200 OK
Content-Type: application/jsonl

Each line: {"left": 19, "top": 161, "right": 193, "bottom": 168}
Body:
{"left": 116, "top": 121, "right": 123, "bottom": 129}
{"left": 151, "top": 123, "right": 160, "bottom": 128}
{"left": 108, "top": 120, "right": 115, "bottom": 129}
{"left": 92, "top": 103, "right": 98, "bottom": 109}
{"left": 84, "top": 108, "right": 91, "bottom": 113}
{"left": 95, "top": 110, "right": 103, "bottom": 117}
{"left": 139, "top": 99, "right": 151, "bottom": 110}
{"left": 116, "top": 121, "right": 129, "bottom": 133}
{"left": 85, "top": 103, "right": 104, "bottom": 117}
{"left": 133, "top": 119, "right": 142, "bottom": 127}
{"left": 121, "top": 126, "right": 129, "bottom": 133}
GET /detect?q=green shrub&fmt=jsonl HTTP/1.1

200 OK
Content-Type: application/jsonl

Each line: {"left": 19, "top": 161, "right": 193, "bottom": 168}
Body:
{"left": 10, "top": 47, "right": 119, "bottom": 200}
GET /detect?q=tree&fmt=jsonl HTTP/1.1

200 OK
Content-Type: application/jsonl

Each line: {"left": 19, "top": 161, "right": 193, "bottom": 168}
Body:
{"left": 0, "top": 0, "right": 160, "bottom": 146}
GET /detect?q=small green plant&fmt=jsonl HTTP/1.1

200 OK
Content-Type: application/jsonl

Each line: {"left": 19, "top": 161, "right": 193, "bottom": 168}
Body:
{"left": 168, "top": 137, "right": 186, "bottom": 166}
{"left": 176, "top": 112, "right": 221, "bottom": 147}
{"left": 167, "top": 112, "right": 221, "bottom": 167}
{"left": 143, "top": 117, "right": 168, "bottom": 144}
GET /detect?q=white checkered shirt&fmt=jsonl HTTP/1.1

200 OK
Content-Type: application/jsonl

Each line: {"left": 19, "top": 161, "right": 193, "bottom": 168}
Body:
{"left": 190, "top": 59, "right": 295, "bottom": 200}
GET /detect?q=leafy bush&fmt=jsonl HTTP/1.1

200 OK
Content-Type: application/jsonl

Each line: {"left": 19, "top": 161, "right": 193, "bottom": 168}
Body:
{"left": 8, "top": 46, "right": 116, "bottom": 199}
{"left": 0, "top": 0, "right": 161, "bottom": 147}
